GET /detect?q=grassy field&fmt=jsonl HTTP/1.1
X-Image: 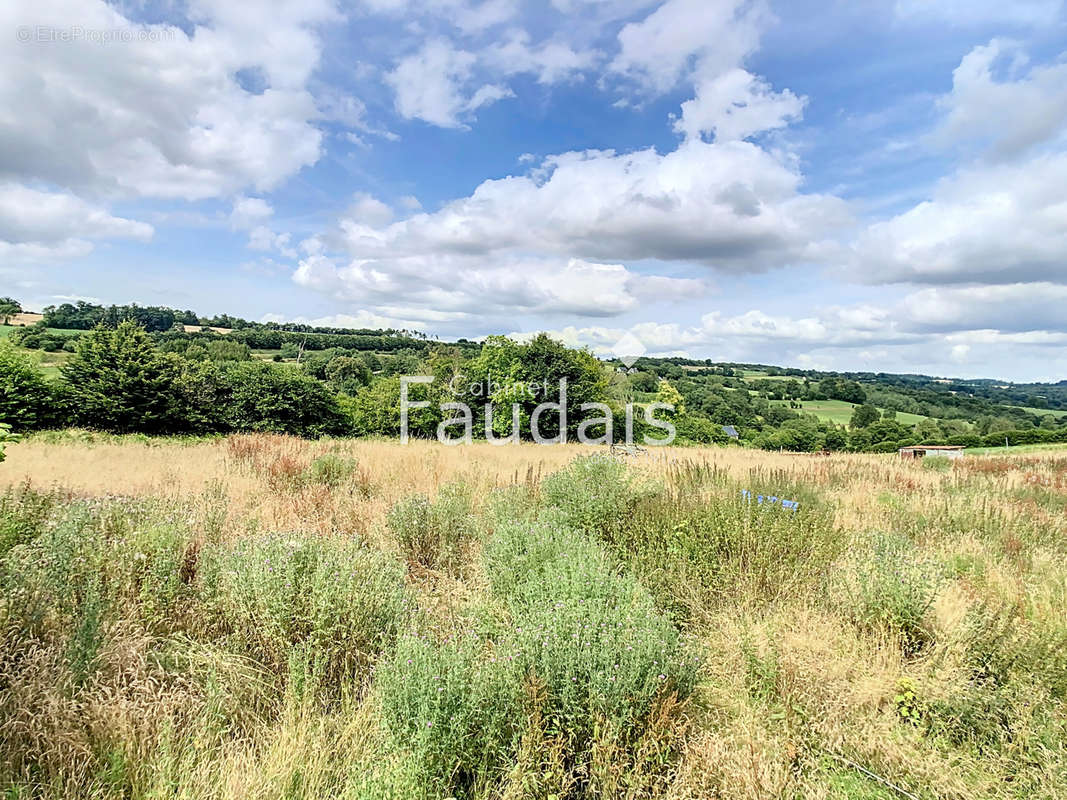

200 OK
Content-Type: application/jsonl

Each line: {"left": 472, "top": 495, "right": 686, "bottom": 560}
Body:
{"left": 0, "top": 435, "right": 1065, "bottom": 799}
{"left": 770, "top": 398, "right": 934, "bottom": 426}
{"left": 964, "top": 441, "right": 1067, "bottom": 455}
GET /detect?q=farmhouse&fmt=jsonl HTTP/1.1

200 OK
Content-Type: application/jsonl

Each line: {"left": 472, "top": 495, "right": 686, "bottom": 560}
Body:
{"left": 899, "top": 445, "right": 965, "bottom": 460}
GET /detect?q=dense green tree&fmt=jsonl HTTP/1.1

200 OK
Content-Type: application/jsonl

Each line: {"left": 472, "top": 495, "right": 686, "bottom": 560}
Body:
{"left": 819, "top": 378, "right": 867, "bottom": 404}
{"left": 629, "top": 370, "right": 659, "bottom": 393}
{"left": 654, "top": 379, "right": 685, "bottom": 418}
{"left": 675, "top": 414, "right": 728, "bottom": 444}
{"left": 0, "top": 297, "right": 21, "bottom": 324}
{"left": 764, "top": 404, "right": 799, "bottom": 425}
{"left": 61, "top": 322, "right": 179, "bottom": 433}
{"left": 325, "top": 356, "right": 372, "bottom": 394}
{"left": 464, "top": 334, "right": 611, "bottom": 441}
{"left": 0, "top": 343, "right": 54, "bottom": 430}
{"left": 218, "top": 361, "right": 345, "bottom": 437}
{"left": 343, "top": 375, "right": 404, "bottom": 436}
{"left": 0, "top": 423, "right": 18, "bottom": 462}
{"left": 849, "top": 403, "right": 881, "bottom": 429}
{"left": 204, "top": 339, "right": 252, "bottom": 362}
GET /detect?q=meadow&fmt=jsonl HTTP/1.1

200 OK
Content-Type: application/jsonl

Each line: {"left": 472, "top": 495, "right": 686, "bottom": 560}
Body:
{"left": 768, "top": 399, "right": 934, "bottom": 427}
{"left": 0, "top": 434, "right": 1065, "bottom": 799}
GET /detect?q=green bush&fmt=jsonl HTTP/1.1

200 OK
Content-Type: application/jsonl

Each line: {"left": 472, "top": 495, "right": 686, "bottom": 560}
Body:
{"left": 485, "top": 510, "right": 698, "bottom": 751}
{"left": 922, "top": 456, "right": 953, "bottom": 472}
{"left": 2, "top": 499, "right": 194, "bottom": 641}
{"left": 835, "top": 531, "right": 943, "bottom": 648}
{"left": 541, "top": 454, "right": 635, "bottom": 536}
{"left": 603, "top": 481, "right": 840, "bottom": 616}
{"left": 198, "top": 533, "right": 412, "bottom": 682}
{"left": 0, "top": 343, "right": 55, "bottom": 430}
{"left": 386, "top": 483, "right": 477, "bottom": 573}
{"left": 308, "top": 453, "right": 359, "bottom": 488}
{"left": 0, "top": 483, "right": 62, "bottom": 558}
{"left": 376, "top": 632, "right": 523, "bottom": 798}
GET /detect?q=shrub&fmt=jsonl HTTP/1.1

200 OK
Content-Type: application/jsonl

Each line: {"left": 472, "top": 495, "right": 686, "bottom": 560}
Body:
{"left": 197, "top": 533, "right": 412, "bottom": 683}
{"left": 835, "top": 531, "right": 943, "bottom": 648}
{"left": 386, "top": 483, "right": 477, "bottom": 573}
{"left": 308, "top": 453, "right": 359, "bottom": 488}
{"left": 485, "top": 511, "right": 698, "bottom": 753}
{"left": 0, "top": 483, "right": 62, "bottom": 558}
{"left": 541, "top": 455, "right": 635, "bottom": 536}
{"left": 376, "top": 632, "right": 523, "bottom": 797}
{"left": 603, "top": 481, "right": 840, "bottom": 615}
{"left": 922, "top": 456, "right": 953, "bottom": 472}
{"left": 0, "top": 343, "right": 55, "bottom": 430}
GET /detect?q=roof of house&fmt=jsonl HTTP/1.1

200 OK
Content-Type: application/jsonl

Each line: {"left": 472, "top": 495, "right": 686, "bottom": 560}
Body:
{"left": 722, "top": 425, "right": 739, "bottom": 438}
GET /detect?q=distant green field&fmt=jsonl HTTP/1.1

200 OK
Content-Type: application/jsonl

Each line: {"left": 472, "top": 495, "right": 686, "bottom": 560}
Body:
{"left": 0, "top": 325, "right": 14, "bottom": 339}
{"left": 965, "top": 442, "right": 1067, "bottom": 455}
{"left": 741, "top": 371, "right": 799, "bottom": 381}
{"left": 771, "top": 399, "right": 934, "bottom": 427}
{"left": 1011, "top": 406, "right": 1067, "bottom": 419}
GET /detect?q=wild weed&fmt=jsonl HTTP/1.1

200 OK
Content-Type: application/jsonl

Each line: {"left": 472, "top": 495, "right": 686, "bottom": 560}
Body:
{"left": 376, "top": 632, "right": 523, "bottom": 798}
{"left": 0, "top": 482, "right": 64, "bottom": 558}
{"left": 834, "top": 531, "right": 943, "bottom": 649}
{"left": 541, "top": 454, "right": 637, "bottom": 537}
{"left": 197, "top": 533, "right": 412, "bottom": 685}
{"left": 386, "top": 482, "right": 477, "bottom": 574}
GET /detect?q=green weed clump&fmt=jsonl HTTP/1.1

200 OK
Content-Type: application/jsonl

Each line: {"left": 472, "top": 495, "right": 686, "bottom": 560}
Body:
{"left": 198, "top": 532, "right": 412, "bottom": 684}
{"left": 376, "top": 632, "right": 524, "bottom": 797}
{"left": 540, "top": 454, "right": 638, "bottom": 536}
{"left": 386, "top": 482, "right": 477, "bottom": 574}
{"left": 604, "top": 482, "right": 841, "bottom": 617}
{"left": 835, "top": 531, "right": 943, "bottom": 648}
{"left": 486, "top": 510, "right": 698, "bottom": 767}
{"left": 922, "top": 455, "right": 954, "bottom": 473}
{"left": 2, "top": 501, "right": 189, "bottom": 643}
{"left": 0, "top": 482, "right": 64, "bottom": 558}
{"left": 308, "top": 452, "right": 359, "bottom": 487}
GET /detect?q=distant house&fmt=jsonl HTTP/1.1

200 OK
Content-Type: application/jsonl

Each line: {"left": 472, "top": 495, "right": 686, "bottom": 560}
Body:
{"left": 722, "top": 425, "right": 739, "bottom": 440}
{"left": 899, "top": 445, "right": 965, "bottom": 460}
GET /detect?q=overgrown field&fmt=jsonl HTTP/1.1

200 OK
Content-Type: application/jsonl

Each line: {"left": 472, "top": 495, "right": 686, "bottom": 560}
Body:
{"left": 1, "top": 435, "right": 1065, "bottom": 798}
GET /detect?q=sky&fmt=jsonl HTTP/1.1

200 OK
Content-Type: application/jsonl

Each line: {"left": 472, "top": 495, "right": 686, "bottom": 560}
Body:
{"left": 3, "top": 0, "right": 1067, "bottom": 382}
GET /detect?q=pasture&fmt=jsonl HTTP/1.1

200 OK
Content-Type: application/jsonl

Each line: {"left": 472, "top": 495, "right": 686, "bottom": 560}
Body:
{"left": 0, "top": 435, "right": 1065, "bottom": 799}
{"left": 769, "top": 398, "right": 933, "bottom": 427}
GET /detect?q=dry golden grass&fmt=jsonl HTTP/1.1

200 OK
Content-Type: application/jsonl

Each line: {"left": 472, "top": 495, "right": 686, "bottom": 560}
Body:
{"left": 5, "top": 434, "right": 1028, "bottom": 534}
{"left": 6, "top": 312, "right": 43, "bottom": 327}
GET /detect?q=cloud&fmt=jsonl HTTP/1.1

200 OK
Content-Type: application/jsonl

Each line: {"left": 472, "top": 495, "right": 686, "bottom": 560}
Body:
{"left": 0, "top": 183, "right": 153, "bottom": 261}
{"left": 903, "top": 283, "right": 1067, "bottom": 333}
{"left": 483, "top": 31, "right": 599, "bottom": 84}
{"left": 505, "top": 301, "right": 916, "bottom": 363}
{"left": 248, "top": 226, "right": 297, "bottom": 258}
{"left": 894, "top": 0, "right": 1063, "bottom": 27}
{"left": 934, "top": 40, "right": 1067, "bottom": 160}
{"left": 611, "top": 0, "right": 768, "bottom": 92}
{"left": 675, "top": 68, "right": 805, "bottom": 142}
{"left": 230, "top": 196, "right": 274, "bottom": 230}
{"left": 848, "top": 151, "right": 1067, "bottom": 285}
{"left": 327, "top": 140, "right": 848, "bottom": 271}
{"left": 293, "top": 251, "right": 704, "bottom": 323}
{"left": 359, "top": 0, "right": 519, "bottom": 32}
{"left": 1, "top": 0, "right": 332, "bottom": 201}
{"left": 386, "top": 39, "right": 513, "bottom": 127}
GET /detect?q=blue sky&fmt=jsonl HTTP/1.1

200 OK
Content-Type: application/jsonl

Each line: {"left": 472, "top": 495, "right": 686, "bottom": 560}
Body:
{"left": 4, "top": 0, "right": 1067, "bottom": 381}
